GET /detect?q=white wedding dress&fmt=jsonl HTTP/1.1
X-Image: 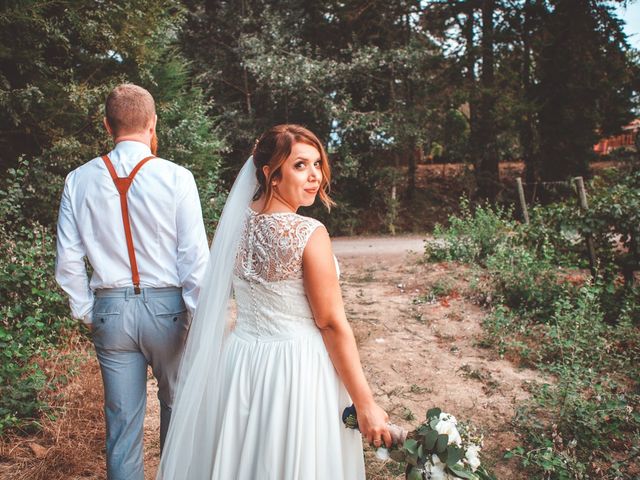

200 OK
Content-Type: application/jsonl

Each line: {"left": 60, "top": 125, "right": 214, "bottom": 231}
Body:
{"left": 208, "top": 209, "right": 365, "bottom": 479}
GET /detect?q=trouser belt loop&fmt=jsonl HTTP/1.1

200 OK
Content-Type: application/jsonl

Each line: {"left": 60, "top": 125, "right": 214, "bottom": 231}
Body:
{"left": 125, "top": 289, "right": 131, "bottom": 301}
{"left": 142, "top": 288, "right": 148, "bottom": 303}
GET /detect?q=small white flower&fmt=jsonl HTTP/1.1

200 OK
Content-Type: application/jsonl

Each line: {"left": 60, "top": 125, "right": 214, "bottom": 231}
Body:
{"left": 375, "top": 447, "right": 390, "bottom": 461}
{"left": 465, "top": 444, "right": 481, "bottom": 471}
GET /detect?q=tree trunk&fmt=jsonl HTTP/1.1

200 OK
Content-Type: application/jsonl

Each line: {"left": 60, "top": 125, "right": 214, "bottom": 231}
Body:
{"left": 520, "top": 0, "right": 537, "bottom": 188}
{"left": 464, "top": 3, "right": 480, "bottom": 169}
{"left": 474, "top": 0, "right": 500, "bottom": 200}
{"left": 406, "top": 142, "right": 421, "bottom": 199}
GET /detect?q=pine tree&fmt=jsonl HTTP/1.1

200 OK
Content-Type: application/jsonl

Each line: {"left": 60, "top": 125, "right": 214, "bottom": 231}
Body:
{"left": 537, "top": 0, "right": 636, "bottom": 186}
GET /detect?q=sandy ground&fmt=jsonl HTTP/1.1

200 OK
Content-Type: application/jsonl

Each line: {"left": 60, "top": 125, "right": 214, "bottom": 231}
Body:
{"left": 0, "top": 234, "right": 544, "bottom": 479}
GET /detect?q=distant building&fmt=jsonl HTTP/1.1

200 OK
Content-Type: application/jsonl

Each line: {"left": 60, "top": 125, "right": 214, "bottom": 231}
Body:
{"left": 593, "top": 119, "right": 640, "bottom": 155}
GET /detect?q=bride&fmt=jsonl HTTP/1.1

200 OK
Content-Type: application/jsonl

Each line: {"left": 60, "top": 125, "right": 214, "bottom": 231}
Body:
{"left": 158, "top": 124, "right": 391, "bottom": 479}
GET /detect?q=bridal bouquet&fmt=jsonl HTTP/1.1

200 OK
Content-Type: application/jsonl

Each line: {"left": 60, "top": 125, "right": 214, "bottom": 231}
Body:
{"left": 343, "top": 406, "right": 494, "bottom": 480}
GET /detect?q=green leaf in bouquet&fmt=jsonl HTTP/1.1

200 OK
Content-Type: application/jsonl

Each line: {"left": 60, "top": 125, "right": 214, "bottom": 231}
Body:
{"left": 426, "top": 408, "right": 442, "bottom": 420}
{"left": 435, "top": 433, "right": 449, "bottom": 453}
{"left": 404, "top": 439, "right": 419, "bottom": 456}
{"left": 407, "top": 466, "right": 424, "bottom": 480}
{"left": 445, "top": 446, "right": 464, "bottom": 467}
{"left": 448, "top": 463, "right": 479, "bottom": 479}
{"left": 423, "top": 429, "right": 439, "bottom": 451}
{"left": 429, "top": 418, "right": 440, "bottom": 429}
{"left": 417, "top": 444, "right": 424, "bottom": 460}
{"left": 416, "top": 424, "right": 430, "bottom": 435}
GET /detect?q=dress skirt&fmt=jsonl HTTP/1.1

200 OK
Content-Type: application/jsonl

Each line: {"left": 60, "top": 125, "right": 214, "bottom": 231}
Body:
{"left": 210, "top": 324, "right": 366, "bottom": 480}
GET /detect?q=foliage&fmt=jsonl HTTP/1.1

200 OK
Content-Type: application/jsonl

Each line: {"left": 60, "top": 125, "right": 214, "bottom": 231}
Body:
{"left": 0, "top": 169, "right": 72, "bottom": 432}
{"left": 425, "top": 198, "right": 515, "bottom": 265}
{"left": 516, "top": 203, "right": 586, "bottom": 268}
{"left": 504, "top": 283, "right": 640, "bottom": 479}
{"left": 178, "top": 0, "right": 456, "bottom": 228}
{"left": 427, "top": 187, "right": 640, "bottom": 478}
{"left": 486, "top": 242, "right": 568, "bottom": 322}
{"left": 0, "top": 0, "right": 226, "bottom": 228}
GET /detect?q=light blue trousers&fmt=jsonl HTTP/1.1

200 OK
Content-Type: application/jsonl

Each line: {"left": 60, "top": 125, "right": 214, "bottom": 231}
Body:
{"left": 91, "top": 287, "right": 189, "bottom": 480}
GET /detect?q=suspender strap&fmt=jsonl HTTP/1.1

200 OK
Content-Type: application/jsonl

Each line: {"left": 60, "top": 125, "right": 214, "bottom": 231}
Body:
{"left": 101, "top": 154, "right": 155, "bottom": 295}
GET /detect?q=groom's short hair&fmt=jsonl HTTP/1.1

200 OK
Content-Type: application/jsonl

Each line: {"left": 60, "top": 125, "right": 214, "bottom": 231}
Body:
{"left": 105, "top": 84, "right": 156, "bottom": 136}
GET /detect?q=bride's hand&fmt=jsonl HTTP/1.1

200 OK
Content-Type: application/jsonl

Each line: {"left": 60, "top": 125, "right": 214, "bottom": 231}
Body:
{"left": 355, "top": 401, "right": 392, "bottom": 448}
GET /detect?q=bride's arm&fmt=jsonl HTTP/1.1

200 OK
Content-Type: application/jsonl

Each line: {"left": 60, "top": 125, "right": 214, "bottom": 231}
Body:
{"left": 303, "top": 227, "right": 392, "bottom": 448}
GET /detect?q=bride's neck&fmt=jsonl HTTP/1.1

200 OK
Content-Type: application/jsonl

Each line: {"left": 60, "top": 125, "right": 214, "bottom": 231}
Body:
{"left": 254, "top": 194, "right": 297, "bottom": 214}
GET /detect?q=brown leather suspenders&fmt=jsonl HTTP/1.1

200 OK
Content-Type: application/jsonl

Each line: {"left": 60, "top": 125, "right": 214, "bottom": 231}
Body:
{"left": 101, "top": 154, "right": 155, "bottom": 295}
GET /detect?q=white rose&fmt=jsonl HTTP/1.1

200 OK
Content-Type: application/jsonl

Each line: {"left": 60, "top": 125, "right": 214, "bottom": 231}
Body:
{"left": 435, "top": 415, "right": 462, "bottom": 446}
{"left": 375, "top": 447, "right": 390, "bottom": 461}
{"left": 465, "top": 444, "right": 481, "bottom": 472}
{"left": 427, "top": 455, "right": 456, "bottom": 479}
{"left": 426, "top": 462, "right": 449, "bottom": 480}
{"left": 437, "top": 413, "right": 457, "bottom": 423}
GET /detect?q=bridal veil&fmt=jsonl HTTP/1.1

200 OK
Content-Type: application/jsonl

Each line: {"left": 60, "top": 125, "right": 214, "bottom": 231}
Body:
{"left": 157, "top": 157, "right": 257, "bottom": 479}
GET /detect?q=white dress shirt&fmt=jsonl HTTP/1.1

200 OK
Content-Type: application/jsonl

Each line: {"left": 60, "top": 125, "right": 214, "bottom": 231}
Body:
{"left": 55, "top": 141, "right": 210, "bottom": 324}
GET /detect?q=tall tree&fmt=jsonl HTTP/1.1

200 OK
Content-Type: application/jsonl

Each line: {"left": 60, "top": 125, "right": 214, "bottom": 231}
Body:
{"left": 537, "top": 0, "right": 636, "bottom": 186}
{"left": 179, "top": 0, "right": 448, "bottom": 231}
{"left": 0, "top": 0, "right": 224, "bottom": 226}
{"left": 423, "top": 0, "right": 503, "bottom": 200}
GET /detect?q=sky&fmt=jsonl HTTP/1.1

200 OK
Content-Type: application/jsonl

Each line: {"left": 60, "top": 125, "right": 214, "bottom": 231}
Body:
{"left": 616, "top": 2, "right": 640, "bottom": 49}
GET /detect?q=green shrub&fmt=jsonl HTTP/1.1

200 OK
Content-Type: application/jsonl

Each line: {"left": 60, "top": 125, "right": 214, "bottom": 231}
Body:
{"left": 425, "top": 197, "right": 515, "bottom": 264}
{"left": 513, "top": 369, "right": 639, "bottom": 479}
{"left": 519, "top": 203, "right": 586, "bottom": 268}
{"left": 427, "top": 193, "right": 640, "bottom": 478}
{"left": 0, "top": 221, "right": 74, "bottom": 434}
{"left": 505, "top": 284, "right": 640, "bottom": 479}
{"left": 486, "top": 242, "right": 568, "bottom": 321}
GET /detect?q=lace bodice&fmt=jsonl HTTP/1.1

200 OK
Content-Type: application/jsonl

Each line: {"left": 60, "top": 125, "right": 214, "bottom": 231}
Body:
{"left": 234, "top": 209, "right": 323, "bottom": 283}
{"left": 232, "top": 209, "right": 324, "bottom": 338}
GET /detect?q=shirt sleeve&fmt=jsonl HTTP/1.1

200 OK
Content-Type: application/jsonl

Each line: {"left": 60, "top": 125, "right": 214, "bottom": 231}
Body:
{"left": 55, "top": 175, "right": 94, "bottom": 324}
{"left": 176, "top": 170, "right": 210, "bottom": 316}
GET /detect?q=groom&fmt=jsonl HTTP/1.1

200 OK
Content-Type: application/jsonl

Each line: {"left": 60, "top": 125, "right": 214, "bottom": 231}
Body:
{"left": 55, "top": 84, "right": 209, "bottom": 479}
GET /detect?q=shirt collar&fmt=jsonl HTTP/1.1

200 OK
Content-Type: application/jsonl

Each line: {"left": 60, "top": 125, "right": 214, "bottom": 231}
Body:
{"left": 112, "top": 140, "right": 153, "bottom": 158}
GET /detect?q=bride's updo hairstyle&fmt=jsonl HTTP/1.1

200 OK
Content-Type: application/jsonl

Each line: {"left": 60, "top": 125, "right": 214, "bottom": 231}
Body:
{"left": 252, "top": 124, "right": 335, "bottom": 210}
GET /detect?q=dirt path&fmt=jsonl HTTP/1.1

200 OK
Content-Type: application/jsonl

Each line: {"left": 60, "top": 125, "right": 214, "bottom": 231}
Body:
{"left": 333, "top": 235, "right": 541, "bottom": 479}
{"left": 1, "top": 235, "right": 541, "bottom": 479}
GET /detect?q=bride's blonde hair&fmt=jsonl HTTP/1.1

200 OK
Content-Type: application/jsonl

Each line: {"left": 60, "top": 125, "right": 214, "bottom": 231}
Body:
{"left": 252, "top": 124, "right": 335, "bottom": 210}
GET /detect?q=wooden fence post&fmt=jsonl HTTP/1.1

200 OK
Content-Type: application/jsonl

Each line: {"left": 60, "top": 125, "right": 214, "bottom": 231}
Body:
{"left": 516, "top": 177, "right": 529, "bottom": 224}
{"left": 574, "top": 176, "right": 597, "bottom": 277}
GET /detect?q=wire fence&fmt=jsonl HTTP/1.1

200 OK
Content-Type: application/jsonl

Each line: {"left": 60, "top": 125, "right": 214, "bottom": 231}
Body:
{"left": 516, "top": 176, "right": 597, "bottom": 275}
